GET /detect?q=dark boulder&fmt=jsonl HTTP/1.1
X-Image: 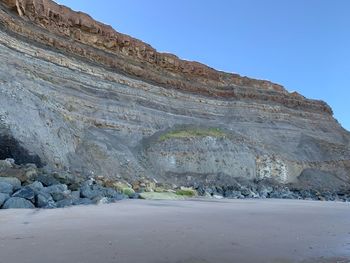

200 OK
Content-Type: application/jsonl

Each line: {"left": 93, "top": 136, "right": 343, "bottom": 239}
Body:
{"left": 269, "top": 187, "right": 298, "bottom": 199}
{"left": 27, "top": 181, "right": 44, "bottom": 194}
{"left": 80, "top": 183, "right": 103, "bottom": 199}
{"left": 44, "top": 184, "right": 70, "bottom": 202}
{"left": 36, "top": 192, "right": 56, "bottom": 208}
{"left": 240, "top": 187, "right": 259, "bottom": 198}
{"left": 52, "top": 172, "right": 84, "bottom": 191}
{"left": 12, "top": 186, "right": 35, "bottom": 202}
{"left": 34, "top": 174, "right": 59, "bottom": 187}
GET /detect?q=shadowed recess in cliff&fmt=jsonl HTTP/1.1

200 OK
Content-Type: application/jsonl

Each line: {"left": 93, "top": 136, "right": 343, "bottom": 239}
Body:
{"left": 0, "top": 134, "right": 43, "bottom": 167}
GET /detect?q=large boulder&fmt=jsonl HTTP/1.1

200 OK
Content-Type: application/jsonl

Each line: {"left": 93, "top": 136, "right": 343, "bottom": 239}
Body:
{"left": 35, "top": 191, "right": 56, "bottom": 208}
{"left": 80, "top": 181, "right": 126, "bottom": 200}
{"left": 80, "top": 182, "right": 103, "bottom": 199}
{"left": 0, "top": 182, "right": 13, "bottom": 194}
{"left": 44, "top": 184, "right": 71, "bottom": 202}
{"left": 2, "top": 197, "right": 35, "bottom": 209}
{"left": 27, "top": 181, "right": 44, "bottom": 193}
{"left": 0, "top": 177, "right": 21, "bottom": 191}
{"left": 44, "top": 184, "right": 69, "bottom": 193}
{"left": 0, "top": 193, "right": 9, "bottom": 207}
{"left": 33, "top": 174, "right": 59, "bottom": 186}
{"left": 102, "top": 187, "right": 125, "bottom": 200}
{"left": 52, "top": 172, "right": 85, "bottom": 191}
{"left": 12, "top": 186, "right": 35, "bottom": 202}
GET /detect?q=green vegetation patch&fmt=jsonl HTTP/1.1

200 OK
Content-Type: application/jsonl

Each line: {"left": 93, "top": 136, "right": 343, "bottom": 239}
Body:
{"left": 122, "top": 187, "right": 136, "bottom": 198}
{"left": 176, "top": 188, "right": 197, "bottom": 197}
{"left": 159, "top": 127, "right": 226, "bottom": 141}
{"left": 139, "top": 192, "right": 186, "bottom": 200}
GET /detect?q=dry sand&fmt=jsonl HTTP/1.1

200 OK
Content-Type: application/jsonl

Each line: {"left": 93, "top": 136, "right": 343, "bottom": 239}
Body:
{"left": 0, "top": 199, "right": 349, "bottom": 263}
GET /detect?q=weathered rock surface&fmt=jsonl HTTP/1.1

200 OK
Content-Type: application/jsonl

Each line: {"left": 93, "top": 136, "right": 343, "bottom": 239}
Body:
{"left": 2, "top": 197, "right": 35, "bottom": 209}
{"left": 0, "top": 160, "right": 349, "bottom": 210}
{"left": 0, "top": 0, "right": 349, "bottom": 190}
{"left": 0, "top": 162, "right": 132, "bottom": 209}
{"left": 35, "top": 191, "right": 55, "bottom": 208}
{"left": 0, "top": 192, "right": 9, "bottom": 206}
{"left": 0, "top": 177, "right": 21, "bottom": 190}
{"left": 0, "top": 182, "right": 13, "bottom": 194}
{"left": 12, "top": 186, "right": 35, "bottom": 201}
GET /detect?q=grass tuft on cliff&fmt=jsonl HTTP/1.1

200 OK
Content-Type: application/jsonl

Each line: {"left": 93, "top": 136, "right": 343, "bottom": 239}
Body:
{"left": 159, "top": 127, "right": 225, "bottom": 141}
{"left": 176, "top": 188, "right": 197, "bottom": 197}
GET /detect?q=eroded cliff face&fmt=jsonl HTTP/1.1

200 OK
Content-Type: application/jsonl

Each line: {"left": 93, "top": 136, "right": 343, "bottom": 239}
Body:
{"left": 0, "top": 0, "right": 349, "bottom": 188}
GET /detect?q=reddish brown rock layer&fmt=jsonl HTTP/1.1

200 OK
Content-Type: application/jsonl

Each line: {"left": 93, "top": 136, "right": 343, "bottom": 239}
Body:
{"left": 0, "top": 0, "right": 332, "bottom": 114}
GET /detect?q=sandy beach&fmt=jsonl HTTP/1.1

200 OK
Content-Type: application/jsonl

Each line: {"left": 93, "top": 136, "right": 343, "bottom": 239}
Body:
{"left": 0, "top": 199, "right": 349, "bottom": 263}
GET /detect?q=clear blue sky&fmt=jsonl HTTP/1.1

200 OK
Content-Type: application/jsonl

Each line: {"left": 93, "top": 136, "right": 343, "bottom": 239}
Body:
{"left": 56, "top": 0, "right": 350, "bottom": 131}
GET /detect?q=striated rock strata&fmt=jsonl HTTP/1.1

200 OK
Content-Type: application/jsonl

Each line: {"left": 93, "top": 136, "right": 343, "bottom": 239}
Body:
{"left": 0, "top": 0, "right": 349, "bottom": 190}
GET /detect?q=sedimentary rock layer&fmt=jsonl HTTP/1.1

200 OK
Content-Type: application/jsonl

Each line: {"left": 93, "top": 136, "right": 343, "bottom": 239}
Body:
{"left": 0, "top": 0, "right": 349, "bottom": 187}
{"left": 0, "top": 0, "right": 332, "bottom": 114}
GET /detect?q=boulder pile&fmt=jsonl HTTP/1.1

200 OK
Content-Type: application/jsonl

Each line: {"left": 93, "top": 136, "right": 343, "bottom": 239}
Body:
{"left": 195, "top": 177, "right": 350, "bottom": 202}
{"left": 1, "top": 158, "right": 349, "bottom": 209}
{"left": 0, "top": 159, "right": 133, "bottom": 209}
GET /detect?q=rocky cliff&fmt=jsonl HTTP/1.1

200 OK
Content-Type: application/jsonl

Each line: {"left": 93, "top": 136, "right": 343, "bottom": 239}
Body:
{"left": 0, "top": 0, "right": 349, "bottom": 190}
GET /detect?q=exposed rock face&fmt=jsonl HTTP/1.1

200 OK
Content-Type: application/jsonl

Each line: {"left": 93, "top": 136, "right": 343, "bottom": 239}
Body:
{"left": 0, "top": 0, "right": 349, "bottom": 189}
